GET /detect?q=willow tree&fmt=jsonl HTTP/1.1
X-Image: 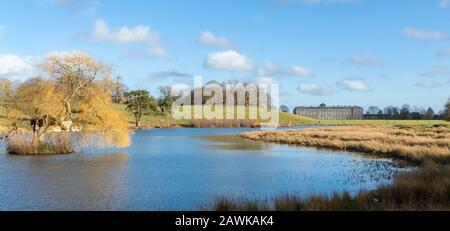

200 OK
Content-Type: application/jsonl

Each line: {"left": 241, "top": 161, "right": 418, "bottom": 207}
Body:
{"left": 6, "top": 52, "right": 130, "bottom": 154}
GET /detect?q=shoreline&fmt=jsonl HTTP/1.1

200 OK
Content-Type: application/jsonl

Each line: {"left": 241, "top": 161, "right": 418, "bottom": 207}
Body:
{"left": 240, "top": 125, "right": 450, "bottom": 165}
{"left": 202, "top": 125, "right": 450, "bottom": 211}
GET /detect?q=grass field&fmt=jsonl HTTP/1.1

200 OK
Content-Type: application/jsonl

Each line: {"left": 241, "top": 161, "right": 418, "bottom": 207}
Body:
{"left": 114, "top": 104, "right": 450, "bottom": 128}
{"left": 113, "top": 104, "right": 314, "bottom": 128}
{"left": 2, "top": 104, "right": 450, "bottom": 131}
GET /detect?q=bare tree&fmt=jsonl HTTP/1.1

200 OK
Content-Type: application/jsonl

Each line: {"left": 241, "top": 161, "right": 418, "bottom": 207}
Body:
{"left": 0, "top": 77, "right": 13, "bottom": 107}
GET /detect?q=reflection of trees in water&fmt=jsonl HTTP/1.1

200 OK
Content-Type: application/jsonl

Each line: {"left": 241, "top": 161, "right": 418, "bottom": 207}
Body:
{"left": 9, "top": 152, "right": 129, "bottom": 210}
{"left": 198, "top": 135, "right": 270, "bottom": 151}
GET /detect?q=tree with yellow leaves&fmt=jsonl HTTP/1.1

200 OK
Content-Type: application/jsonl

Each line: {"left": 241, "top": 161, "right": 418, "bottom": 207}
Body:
{"left": 6, "top": 51, "right": 130, "bottom": 155}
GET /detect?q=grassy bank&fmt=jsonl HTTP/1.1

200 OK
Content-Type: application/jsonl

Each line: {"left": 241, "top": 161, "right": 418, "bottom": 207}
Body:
{"left": 115, "top": 104, "right": 450, "bottom": 128}
{"left": 207, "top": 162, "right": 450, "bottom": 211}
{"left": 240, "top": 125, "right": 450, "bottom": 164}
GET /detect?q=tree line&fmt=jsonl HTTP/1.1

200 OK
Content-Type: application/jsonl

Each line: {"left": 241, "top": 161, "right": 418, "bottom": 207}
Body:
{"left": 364, "top": 104, "right": 449, "bottom": 120}
{"left": 110, "top": 80, "right": 275, "bottom": 128}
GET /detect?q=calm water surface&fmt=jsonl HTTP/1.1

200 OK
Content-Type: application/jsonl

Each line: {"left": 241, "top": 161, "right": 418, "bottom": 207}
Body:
{"left": 0, "top": 127, "right": 407, "bottom": 211}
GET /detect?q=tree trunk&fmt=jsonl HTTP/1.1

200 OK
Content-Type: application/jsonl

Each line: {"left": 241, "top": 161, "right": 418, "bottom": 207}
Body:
{"left": 135, "top": 112, "right": 141, "bottom": 128}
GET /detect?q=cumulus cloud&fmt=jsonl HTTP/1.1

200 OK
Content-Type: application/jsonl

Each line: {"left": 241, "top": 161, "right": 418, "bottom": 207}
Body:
{"left": 91, "top": 19, "right": 167, "bottom": 58}
{"left": 50, "top": 0, "right": 101, "bottom": 14}
{"left": 204, "top": 50, "right": 256, "bottom": 72}
{"left": 402, "top": 27, "right": 447, "bottom": 40}
{"left": 200, "top": 31, "right": 233, "bottom": 48}
{"left": 297, "top": 83, "right": 334, "bottom": 96}
{"left": 290, "top": 66, "right": 315, "bottom": 77}
{"left": 337, "top": 79, "right": 370, "bottom": 91}
{"left": 258, "top": 77, "right": 278, "bottom": 85}
{"left": 439, "top": 0, "right": 450, "bottom": 8}
{"left": 0, "top": 54, "right": 35, "bottom": 81}
{"left": 257, "top": 61, "right": 279, "bottom": 77}
{"left": 258, "top": 61, "right": 315, "bottom": 77}
{"left": 436, "top": 48, "right": 450, "bottom": 57}
{"left": 345, "top": 54, "right": 385, "bottom": 67}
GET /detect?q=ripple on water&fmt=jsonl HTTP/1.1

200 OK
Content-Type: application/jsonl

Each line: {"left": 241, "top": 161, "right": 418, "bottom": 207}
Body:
{"left": 0, "top": 128, "right": 410, "bottom": 210}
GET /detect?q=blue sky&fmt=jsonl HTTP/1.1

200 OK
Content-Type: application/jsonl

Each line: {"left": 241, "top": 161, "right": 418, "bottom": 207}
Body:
{"left": 0, "top": 0, "right": 449, "bottom": 112}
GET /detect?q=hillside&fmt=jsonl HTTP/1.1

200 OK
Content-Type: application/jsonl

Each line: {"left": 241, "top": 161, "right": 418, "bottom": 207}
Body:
{"left": 113, "top": 104, "right": 314, "bottom": 128}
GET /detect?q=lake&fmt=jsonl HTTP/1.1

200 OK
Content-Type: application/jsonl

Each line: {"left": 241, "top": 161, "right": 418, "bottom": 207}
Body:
{"left": 0, "top": 127, "right": 407, "bottom": 211}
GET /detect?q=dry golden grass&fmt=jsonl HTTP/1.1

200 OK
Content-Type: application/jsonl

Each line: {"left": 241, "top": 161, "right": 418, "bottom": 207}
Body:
{"left": 8, "top": 134, "right": 74, "bottom": 155}
{"left": 207, "top": 162, "right": 450, "bottom": 211}
{"left": 241, "top": 125, "right": 450, "bottom": 164}
{"left": 0, "top": 126, "right": 8, "bottom": 135}
{"left": 186, "top": 119, "right": 296, "bottom": 128}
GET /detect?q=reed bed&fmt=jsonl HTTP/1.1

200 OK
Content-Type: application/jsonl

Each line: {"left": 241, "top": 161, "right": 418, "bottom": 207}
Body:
{"left": 7, "top": 133, "right": 74, "bottom": 155}
{"left": 241, "top": 125, "right": 450, "bottom": 164}
{"left": 207, "top": 162, "right": 450, "bottom": 211}
{"left": 186, "top": 119, "right": 295, "bottom": 128}
{"left": 0, "top": 126, "right": 8, "bottom": 135}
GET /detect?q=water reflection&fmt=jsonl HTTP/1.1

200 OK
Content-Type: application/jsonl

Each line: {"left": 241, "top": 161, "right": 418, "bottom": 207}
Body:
{"left": 0, "top": 128, "right": 408, "bottom": 211}
{"left": 0, "top": 152, "right": 129, "bottom": 210}
{"left": 199, "top": 135, "right": 270, "bottom": 151}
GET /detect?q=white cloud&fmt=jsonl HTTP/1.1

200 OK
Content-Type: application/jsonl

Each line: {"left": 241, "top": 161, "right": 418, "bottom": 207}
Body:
{"left": 258, "top": 77, "right": 278, "bottom": 85}
{"left": 402, "top": 27, "right": 447, "bottom": 40}
{"left": 258, "top": 61, "right": 314, "bottom": 77}
{"left": 337, "top": 79, "right": 370, "bottom": 91}
{"left": 439, "top": 0, "right": 450, "bottom": 8}
{"left": 204, "top": 50, "right": 255, "bottom": 72}
{"left": 51, "top": 0, "right": 101, "bottom": 14}
{"left": 0, "top": 54, "right": 35, "bottom": 81}
{"left": 290, "top": 66, "right": 315, "bottom": 77}
{"left": 200, "top": 31, "right": 233, "bottom": 48}
{"left": 297, "top": 83, "right": 334, "bottom": 96}
{"left": 436, "top": 48, "right": 450, "bottom": 57}
{"left": 257, "top": 61, "right": 279, "bottom": 77}
{"left": 91, "top": 19, "right": 167, "bottom": 58}
{"left": 346, "top": 54, "right": 385, "bottom": 66}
